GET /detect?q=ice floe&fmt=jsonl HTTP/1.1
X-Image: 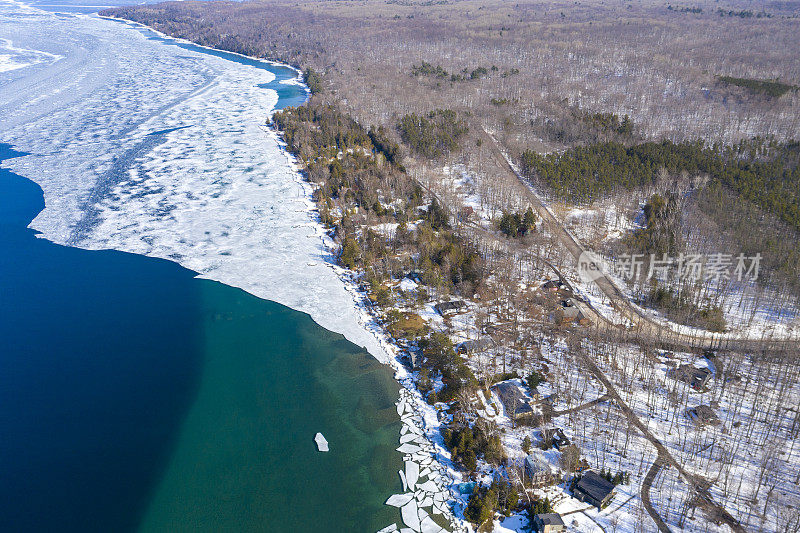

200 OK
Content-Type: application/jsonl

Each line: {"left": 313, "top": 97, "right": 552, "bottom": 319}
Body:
{"left": 400, "top": 499, "right": 420, "bottom": 531}
{"left": 378, "top": 388, "right": 467, "bottom": 533}
{"left": 314, "top": 432, "right": 328, "bottom": 452}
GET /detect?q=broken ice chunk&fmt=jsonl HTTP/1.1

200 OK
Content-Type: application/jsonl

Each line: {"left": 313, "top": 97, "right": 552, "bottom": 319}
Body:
{"left": 314, "top": 432, "right": 329, "bottom": 452}
{"left": 386, "top": 493, "right": 414, "bottom": 507}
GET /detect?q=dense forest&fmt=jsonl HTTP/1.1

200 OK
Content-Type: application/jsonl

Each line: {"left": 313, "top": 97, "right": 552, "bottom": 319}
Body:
{"left": 718, "top": 76, "right": 798, "bottom": 98}
{"left": 302, "top": 67, "right": 323, "bottom": 94}
{"left": 521, "top": 137, "right": 800, "bottom": 232}
{"left": 397, "top": 109, "right": 468, "bottom": 159}
{"left": 693, "top": 180, "right": 800, "bottom": 289}
{"left": 101, "top": 0, "right": 800, "bottom": 151}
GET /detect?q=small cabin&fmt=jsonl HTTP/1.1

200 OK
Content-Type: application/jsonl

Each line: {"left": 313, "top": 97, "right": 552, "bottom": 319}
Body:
{"left": 524, "top": 453, "right": 554, "bottom": 487}
{"left": 434, "top": 300, "right": 466, "bottom": 316}
{"left": 541, "top": 427, "right": 570, "bottom": 449}
{"left": 457, "top": 337, "right": 495, "bottom": 354}
{"left": 532, "top": 513, "right": 565, "bottom": 533}
{"left": 492, "top": 380, "right": 536, "bottom": 423}
{"left": 541, "top": 279, "right": 564, "bottom": 292}
{"left": 673, "top": 364, "right": 713, "bottom": 390}
{"left": 687, "top": 405, "right": 721, "bottom": 427}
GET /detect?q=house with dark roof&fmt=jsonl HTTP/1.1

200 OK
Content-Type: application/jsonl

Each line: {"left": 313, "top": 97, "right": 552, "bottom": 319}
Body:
{"left": 559, "top": 298, "right": 588, "bottom": 325}
{"left": 562, "top": 305, "right": 580, "bottom": 319}
{"left": 457, "top": 337, "right": 495, "bottom": 354}
{"left": 434, "top": 300, "right": 466, "bottom": 316}
{"left": 541, "top": 427, "right": 570, "bottom": 449}
{"left": 541, "top": 279, "right": 564, "bottom": 292}
{"left": 532, "top": 513, "right": 565, "bottom": 533}
{"left": 574, "top": 471, "right": 615, "bottom": 509}
{"left": 687, "top": 404, "right": 721, "bottom": 427}
{"left": 492, "top": 380, "right": 535, "bottom": 423}
{"left": 673, "top": 364, "right": 713, "bottom": 390}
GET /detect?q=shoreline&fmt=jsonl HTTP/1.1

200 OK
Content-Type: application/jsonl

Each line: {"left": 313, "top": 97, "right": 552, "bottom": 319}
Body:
{"left": 100, "top": 12, "right": 468, "bottom": 532}
{"left": 269, "top": 122, "right": 468, "bottom": 533}
{"left": 12, "top": 5, "right": 466, "bottom": 529}
{"left": 98, "top": 13, "right": 310, "bottom": 94}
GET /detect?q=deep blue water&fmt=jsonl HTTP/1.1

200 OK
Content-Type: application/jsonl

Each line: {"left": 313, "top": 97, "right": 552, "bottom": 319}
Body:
{"left": 0, "top": 26, "right": 400, "bottom": 531}
{"left": 0, "top": 143, "right": 207, "bottom": 531}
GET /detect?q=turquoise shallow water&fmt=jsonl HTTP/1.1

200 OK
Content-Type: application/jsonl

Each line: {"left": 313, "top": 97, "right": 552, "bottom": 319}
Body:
{"left": 0, "top": 33, "right": 402, "bottom": 530}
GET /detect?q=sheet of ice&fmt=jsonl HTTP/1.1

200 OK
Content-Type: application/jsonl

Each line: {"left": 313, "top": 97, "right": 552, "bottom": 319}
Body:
{"left": 400, "top": 499, "right": 420, "bottom": 531}
{"left": 314, "top": 432, "right": 329, "bottom": 452}
{"left": 0, "top": 36, "right": 62, "bottom": 73}
{"left": 0, "top": 3, "right": 392, "bottom": 363}
{"left": 1, "top": 6, "right": 466, "bottom": 531}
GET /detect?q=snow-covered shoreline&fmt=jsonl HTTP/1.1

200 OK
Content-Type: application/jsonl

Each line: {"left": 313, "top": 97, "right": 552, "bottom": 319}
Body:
{"left": 106, "top": 14, "right": 472, "bottom": 532}
{"left": 98, "top": 13, "right": 310, "bottom": 92}
{"left": 2, "top": 5, "right": 465, "bottom": 531}
{"left": 272, "top": 124, "right": 468, "bottom": 533}
{"left": 0, "top": 4, "right": 386, "bottom": 364}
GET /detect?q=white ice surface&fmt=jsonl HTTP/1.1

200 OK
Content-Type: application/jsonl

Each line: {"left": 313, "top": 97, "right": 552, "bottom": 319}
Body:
{"left": 0, "top": 3, "right": 392, "bottom": 363}
{"left": 314, "top": 432, "right": 329, "bottom": 452}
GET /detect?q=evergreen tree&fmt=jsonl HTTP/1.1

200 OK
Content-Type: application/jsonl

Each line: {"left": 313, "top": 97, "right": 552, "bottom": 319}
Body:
{"left": 339, "top": 237, "right": 360, "bottom": 269}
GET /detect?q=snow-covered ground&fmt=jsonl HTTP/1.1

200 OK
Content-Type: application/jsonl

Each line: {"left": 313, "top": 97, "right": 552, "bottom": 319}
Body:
{"left": 0, "top": 2, "right": 393, "bottom": 365}
{"left": 560, "top": 202, "right": 635, "bottom": 245}
{"left": 585, "top": 342, "right": 800, "bottom": 532}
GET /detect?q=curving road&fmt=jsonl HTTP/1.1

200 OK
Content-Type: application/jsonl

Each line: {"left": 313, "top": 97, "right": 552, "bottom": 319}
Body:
{"left": 476, "top": 125, "right": 799, "bottom": 355}
{"left": 642, "top": 458, "right": 672, "bottom": 533}
{"left": 574, "top": 348, "right": 745, "bottom": 533}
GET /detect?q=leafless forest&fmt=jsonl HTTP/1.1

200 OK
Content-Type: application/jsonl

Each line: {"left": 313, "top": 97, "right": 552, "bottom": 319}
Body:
{"left": 107, "top": 0, "right": 800, "bottom": 146}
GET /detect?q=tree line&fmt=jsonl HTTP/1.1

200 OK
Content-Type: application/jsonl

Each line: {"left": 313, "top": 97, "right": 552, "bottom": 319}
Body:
{"left": 411, "top": 61, "right": 519, "bottom": 83}
{"left": 520, "top": 137, "right": 800, "bottom": 232}
{"left": 717, "top": 75, "right": 798, "bottom": 98}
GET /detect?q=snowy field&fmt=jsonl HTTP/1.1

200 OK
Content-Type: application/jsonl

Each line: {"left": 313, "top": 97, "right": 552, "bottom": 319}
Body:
{"left": 0, "top": 1, "right": 394, "bottom": 365}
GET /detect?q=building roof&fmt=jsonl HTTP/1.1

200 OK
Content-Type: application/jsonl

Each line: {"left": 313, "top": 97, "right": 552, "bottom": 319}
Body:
{"left": 688, "top": 404, "right": 721, "bottom": 425}
{"left": 542, "top": 279, "right": 563, "bottom": 290}
{"left": 535, "top": 513, "right": 564, "bottom": 526}
{"left": 457, "top": 337, "right": 494, "bottom": 353}
{"left": 514, "top": 402, "right": 534, "bottom": 417}
{"left": 677, "top": 364, "right": 711, "bottom": 378}
{"left": 434, "top": 300, "right": 466, "bottom": 314}
{"left": 492, "top": 380, "right": 533, "bottom": 417}
{"left": 576, "top": 471, "right": 615, "bottom": 502}
{"left": 542, "top": 427, "right": 569, "bottom": 443}
{"left": 524, "top": 453, "right": 552, "bottom": 475}
{"left": 674, "top": 364, "right": 712, "bottom": 386}
{"left": 562, "top": 306, "right": 580, "bottom": 319}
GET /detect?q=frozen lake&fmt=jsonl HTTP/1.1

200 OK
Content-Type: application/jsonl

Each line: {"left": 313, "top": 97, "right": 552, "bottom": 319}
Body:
{"left": 1, "top": 2, "right": 405, "bottom": 531}
{"left": 0, "top": 0, "right": 394, "bottom": 364}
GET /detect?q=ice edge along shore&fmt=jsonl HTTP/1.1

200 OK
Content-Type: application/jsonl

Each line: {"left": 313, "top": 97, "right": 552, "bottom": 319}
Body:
{"left": 4, "top": 7, "right": 466, "bottom": 531}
